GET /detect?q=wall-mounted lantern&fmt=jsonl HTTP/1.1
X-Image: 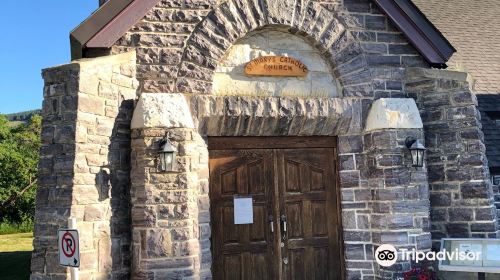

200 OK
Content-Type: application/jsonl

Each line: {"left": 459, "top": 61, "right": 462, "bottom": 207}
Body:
{"left": 405, "top": 137, "right": 426, "bottom": 167}
{"left": 158, "top": 135, "right": 177, "bottom": 172}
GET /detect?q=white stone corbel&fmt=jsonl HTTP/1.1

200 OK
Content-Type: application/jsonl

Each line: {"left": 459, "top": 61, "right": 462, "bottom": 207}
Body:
{"left": 365, "top": 98, "right": 423, "bottom": 132}
{"left": 131, "top": 93, "right": 195, "bottom": 129}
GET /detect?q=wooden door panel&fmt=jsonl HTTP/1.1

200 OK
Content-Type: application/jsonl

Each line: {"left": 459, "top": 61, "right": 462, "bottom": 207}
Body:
{"left": 250, "top": 205, "right": 267, "bottom": 242}
{"left": 285, "top": 202, "right": 303, "bottom": 238}
{"left": 223, "top": 254, "right": 242, "bottom": 279}
{"left": 286, "top": 238, "right": 329, "bottom": 249}
{"left": 312, "top": 247, "right": 329, "bottom": 279}
{"left": 221, "top": 206, "right": 239, "bottom": 244}
{"left": 220, "top": 168, "right": 237, "bottom": 195}
{"left": 244, "top": 252, "right": 271, "bottom": 280}
{"left": 310, "top": 166, "right": 326, "bottom": 191}
{"left": 209, "top": 138, "right": 343, "bottom": 280}
{"left": 311, "top": 201, "right": 328, "bottom": 237}
{"left": 210, "top": 149, "right": 279, "bottom": 280}
{"left": 284, "top": 192, "right": 329, "bottom": 202}
{"left": 248, "top": 161, "right": 265, "bottom": 195}
{"left": 284, "top": 160, "right": 301, "bottom": 192}
{"left": 285, "top": 246, "right": 331, "bottom": 280}
{"left": 222, "top": 252, "right": 273, "bottom": 280}
{"left": 287, "top": 249, "right": 306, "bottom": 280}
{"left": 278, "top": 148, "right": 341, "bottom": 280}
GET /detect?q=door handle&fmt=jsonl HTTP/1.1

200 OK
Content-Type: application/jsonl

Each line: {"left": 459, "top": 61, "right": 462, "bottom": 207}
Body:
{"left": 269, "top": 215, "right": 274, "bottom": 233}
{"left": 280, "top": 214, "right": 287, "bottom": 241}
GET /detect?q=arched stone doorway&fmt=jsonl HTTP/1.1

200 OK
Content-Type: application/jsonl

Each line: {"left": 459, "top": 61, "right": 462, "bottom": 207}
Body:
{"left": 128, "top": 2, "right": 431, "bottom": 279}
{"left": 130, "top": 91, "right": 429, "bottom": 280}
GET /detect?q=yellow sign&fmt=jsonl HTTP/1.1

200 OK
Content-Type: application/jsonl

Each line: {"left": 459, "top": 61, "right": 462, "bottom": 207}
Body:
{"left": 244, "top": 56, "right": 308, "bottom": 77}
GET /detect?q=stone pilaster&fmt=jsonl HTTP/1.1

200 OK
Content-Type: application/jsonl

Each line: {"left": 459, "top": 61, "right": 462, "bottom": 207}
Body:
{"left": 338, "top": 133, "right": 373, "bottom": 280}
{"left": 130, "top": 93, "right": 211, "bottom": 279}
{"left": 32, "top": 51, "right": 138, "bottom": 280}
{"left": 32, "top": 63, "right": 80, "bottom": 280}
{"left": 364, "top": 128, "right": 431, "bottom": 279}
{"left": 361, "top": 98, "right": 431, "bottom": 280}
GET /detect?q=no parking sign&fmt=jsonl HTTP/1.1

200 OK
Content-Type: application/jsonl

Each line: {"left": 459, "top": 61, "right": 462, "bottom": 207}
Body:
{"left": 58, "top": 229, "right": 80, "bottom": 267}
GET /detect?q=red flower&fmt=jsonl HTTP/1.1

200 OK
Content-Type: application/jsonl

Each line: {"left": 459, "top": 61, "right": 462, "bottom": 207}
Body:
{"left": 403, "top": 264, "right": 436, "bottom": 280}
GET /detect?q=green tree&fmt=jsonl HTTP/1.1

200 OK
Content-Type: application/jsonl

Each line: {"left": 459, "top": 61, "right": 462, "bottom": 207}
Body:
{"left": 0, "top": 114, "right": 41, "bottom": 225}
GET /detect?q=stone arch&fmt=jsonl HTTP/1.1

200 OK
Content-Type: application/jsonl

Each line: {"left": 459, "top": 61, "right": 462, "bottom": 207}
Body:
{"left": 175, "top": 0, "right": 372, "bottom": 97}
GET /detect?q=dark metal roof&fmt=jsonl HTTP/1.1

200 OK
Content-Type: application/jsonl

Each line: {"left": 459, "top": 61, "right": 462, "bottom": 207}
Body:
{"left": 373, "top": 0, "right": 456, "bottom": 68}
{"left": 477, "top": 94, "right": 500, "bottom": 174}
{"left": 70, "top": 0, "right": 158, "bottom": 60}
{"left": 70, "top": 0, "right": 456, "bottom": 66}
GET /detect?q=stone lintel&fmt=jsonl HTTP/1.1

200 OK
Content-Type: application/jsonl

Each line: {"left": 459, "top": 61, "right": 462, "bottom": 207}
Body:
{"left": 131, "top": 93, "right": 195, "bottom": 129}
{"left": 190, "top": 95, "right": 363, "bottom": 136}
{"left": 365, "top": 98, "right": 423, "bottom": 132}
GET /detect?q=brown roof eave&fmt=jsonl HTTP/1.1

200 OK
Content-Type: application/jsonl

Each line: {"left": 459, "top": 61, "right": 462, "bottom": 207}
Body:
{"left": 374, "top": 0, "right": 457, "bottom": 68}
{"left": 70, "top": 0, "right": 134, "bottom": 60}
{"left": 70, "top": 0, "right": 457, "bottom": 67}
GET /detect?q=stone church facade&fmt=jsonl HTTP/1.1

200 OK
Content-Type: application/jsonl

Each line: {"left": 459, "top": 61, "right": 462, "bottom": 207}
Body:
{"left": 31, "top": 0, "right": 499, "bottom": 279}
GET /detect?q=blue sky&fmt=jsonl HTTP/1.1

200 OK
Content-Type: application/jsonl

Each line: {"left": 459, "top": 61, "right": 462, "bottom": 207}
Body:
{"left": 0, "top": 1, "right": 98, "bottom": 114}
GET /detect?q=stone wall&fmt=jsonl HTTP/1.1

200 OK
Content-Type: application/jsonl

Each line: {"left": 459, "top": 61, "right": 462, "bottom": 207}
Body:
{"left": 110, "top": 0, "right": 426, "bottom": 98}
{"left": 112, "top": 0, "right": 217, "bottom": 93}
{"left": 341, "top": 0, "right": 429, "bottom": 100}
{"left": 32, "top": 52, "right": 138, "bottom": 280}
{"left": 405, "top": 68, "right": 500, "bottom": 249}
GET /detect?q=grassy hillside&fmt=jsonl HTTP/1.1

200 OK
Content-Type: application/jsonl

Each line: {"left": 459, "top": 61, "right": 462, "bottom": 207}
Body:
{"left": 0, "top": 232, "right": 33, "bottom": 252}
{"left": 5, "top": 109, "right": 42, "bottom": 122}
{"left": 0, "top": 232, "right": 33, "bottom": 280}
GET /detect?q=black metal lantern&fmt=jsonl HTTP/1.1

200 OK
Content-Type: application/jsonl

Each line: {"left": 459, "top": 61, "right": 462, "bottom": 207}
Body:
{"left": 405, "top": 137, "right": 426, "bottom": 167}
{"left": 159, "top": 135, "right": 176, "bottom": 172}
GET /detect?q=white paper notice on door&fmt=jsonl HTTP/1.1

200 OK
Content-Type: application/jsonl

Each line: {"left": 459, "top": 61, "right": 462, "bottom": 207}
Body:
{"left": 234, "top": 197, "right": 253, "bottom": 224}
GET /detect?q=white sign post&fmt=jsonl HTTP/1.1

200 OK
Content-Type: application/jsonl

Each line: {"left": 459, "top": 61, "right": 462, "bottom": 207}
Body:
{"left": 58, "top": 218, "right": 80, "bottom": 280}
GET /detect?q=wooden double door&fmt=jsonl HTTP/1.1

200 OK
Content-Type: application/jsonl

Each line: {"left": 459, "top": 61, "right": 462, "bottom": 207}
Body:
{"left": 209, "top": 137, "right": 344, "bottom": 280}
